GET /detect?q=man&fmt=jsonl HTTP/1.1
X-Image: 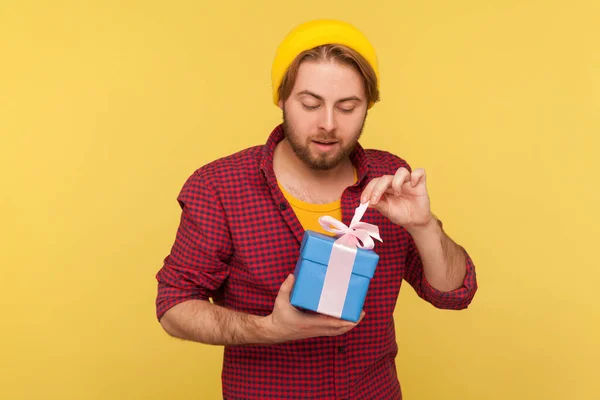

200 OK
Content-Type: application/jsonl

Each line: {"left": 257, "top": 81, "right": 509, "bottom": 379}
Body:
{"left": 156, "top": 19, "right": 477, "bottom": 400}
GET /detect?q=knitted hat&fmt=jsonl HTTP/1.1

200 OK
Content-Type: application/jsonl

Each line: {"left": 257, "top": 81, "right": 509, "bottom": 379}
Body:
{"left": 271, "top": 19, "right": 380, "bottom": 109}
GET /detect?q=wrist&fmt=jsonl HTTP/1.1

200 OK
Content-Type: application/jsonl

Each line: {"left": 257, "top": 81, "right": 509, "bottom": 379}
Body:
{"left": 405, "top": 214, "right": 439, "bottom": 237}
{"left": 256, "top": 315, "right": 281, "bottom": 344}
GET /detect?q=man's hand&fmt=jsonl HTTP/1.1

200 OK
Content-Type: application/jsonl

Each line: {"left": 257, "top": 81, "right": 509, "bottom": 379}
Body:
{"left": 261, "top": 274, "right": 365, "bottom": 343}
{"left": 360, "top": 167, "right": 435, "bottom": 232}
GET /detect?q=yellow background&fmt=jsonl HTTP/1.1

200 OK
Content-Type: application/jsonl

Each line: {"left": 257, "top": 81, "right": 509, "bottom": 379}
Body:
{"left": 1, "top": 0, "right": 598, "bottom": 399}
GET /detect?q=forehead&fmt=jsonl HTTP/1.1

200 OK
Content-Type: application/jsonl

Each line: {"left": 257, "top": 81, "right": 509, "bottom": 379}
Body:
{"left": 292, "top": 60, "right": 365, "bottom": 99}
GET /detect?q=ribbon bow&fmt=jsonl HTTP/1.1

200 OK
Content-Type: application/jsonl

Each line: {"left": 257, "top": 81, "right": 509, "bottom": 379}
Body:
{"left": 318, "top": 202, "right": 383, "bottom": 249}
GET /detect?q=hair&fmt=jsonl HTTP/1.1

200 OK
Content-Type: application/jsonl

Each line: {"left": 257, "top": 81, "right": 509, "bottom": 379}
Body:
{"left": 277, "top": 44, "right": 380, "bottom": 106}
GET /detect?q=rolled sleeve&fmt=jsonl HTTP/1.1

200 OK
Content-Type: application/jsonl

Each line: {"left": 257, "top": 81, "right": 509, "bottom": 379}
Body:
{"left": 419, "top": 251, "right": 477, "bottom": 309}
{"left": 404, "top": 230, "right": 478, "bottom": 310}
{"left": 155, "top": 173, "right": 232, "bottom": 321}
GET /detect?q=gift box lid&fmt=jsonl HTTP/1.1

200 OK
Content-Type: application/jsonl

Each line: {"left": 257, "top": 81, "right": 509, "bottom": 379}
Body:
{"left": 300, "top": 230, "right": 379, "bottom": 279}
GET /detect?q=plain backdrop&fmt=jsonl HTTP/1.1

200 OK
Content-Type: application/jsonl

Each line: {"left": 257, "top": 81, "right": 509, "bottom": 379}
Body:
{"left": 1, "top": 0, "right": 599, "bottom": 399}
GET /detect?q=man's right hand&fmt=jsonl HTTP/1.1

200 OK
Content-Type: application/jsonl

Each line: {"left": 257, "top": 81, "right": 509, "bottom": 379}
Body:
{"left": 261, "top": 274, "right": 365, "bottom": 343}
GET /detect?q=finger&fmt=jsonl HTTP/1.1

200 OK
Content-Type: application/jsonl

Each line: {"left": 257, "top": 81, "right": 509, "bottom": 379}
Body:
{"left": 328, "top": 315, "right": 361, "bottom": 328}
{"left": 370, "top": 175, "right": 394, "bottom": 205}
{"left": 358, "top": 311, "right": 366, "bottom": 323}
{"left": 328, "top": 321, "right": 358, "bottom": 335}
{"left": 277, "top": 274, "right": 295, "bottom": 297}
{"left": 410, "top": 168, "right": 426, "bottom": 187}
{"left": 310, "top": 314, "right": 357, "bottom": 331}
{"left": 330, "top": 325, "right": 355, "bottom": 336}
{"left": 360, "top": 177, "right": 380, "bottom": 204}
{"left": 316, "top": 313, "right": 355, "bottom": 326}
{"left": 392, "top": 167, "right": 411, "bottom": 195}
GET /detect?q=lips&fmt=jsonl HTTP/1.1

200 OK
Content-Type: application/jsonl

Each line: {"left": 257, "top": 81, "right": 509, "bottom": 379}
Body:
{"left": 312, "top": 140, "right": 337, "bottom": 145}
{"left": 311, "top": 140, "right": 338, "bottom": 152}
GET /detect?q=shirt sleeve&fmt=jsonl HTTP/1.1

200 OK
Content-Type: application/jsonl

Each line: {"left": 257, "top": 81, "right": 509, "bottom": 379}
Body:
{"left": 155, "top": 172, "right": 233, "bottom": 321}
{"left": 402, "top": 221, "right": 478, "bottom": 310}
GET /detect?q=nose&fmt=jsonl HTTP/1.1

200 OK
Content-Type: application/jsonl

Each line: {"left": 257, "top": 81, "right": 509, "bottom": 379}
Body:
{"left": 317, "top": 106, "right": 337, "bottom": 133}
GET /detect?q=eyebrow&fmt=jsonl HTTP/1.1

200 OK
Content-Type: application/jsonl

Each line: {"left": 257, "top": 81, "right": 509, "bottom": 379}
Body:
{"left": 297, "top": 90, "right": 362, "bottom": 103}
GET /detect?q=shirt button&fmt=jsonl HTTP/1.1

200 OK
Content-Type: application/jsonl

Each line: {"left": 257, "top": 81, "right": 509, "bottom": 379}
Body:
{"left": 279, "top": 202, "right": 287, "bottom": 210}
{"left": 337, "top": 346, "right": 345, "bottom": 354}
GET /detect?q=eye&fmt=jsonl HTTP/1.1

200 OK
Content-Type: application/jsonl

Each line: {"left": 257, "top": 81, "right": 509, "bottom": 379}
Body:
{"left": 302, "top": 104, "right": 320, "bottom": 111}
{"left": 338, "top": 107, "right": 355, "bottom": 114}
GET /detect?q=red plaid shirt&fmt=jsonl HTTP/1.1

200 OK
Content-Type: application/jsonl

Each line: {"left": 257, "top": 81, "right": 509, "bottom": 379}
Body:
{"left": 156, "top": 125, "right": 478, "bottom": 399}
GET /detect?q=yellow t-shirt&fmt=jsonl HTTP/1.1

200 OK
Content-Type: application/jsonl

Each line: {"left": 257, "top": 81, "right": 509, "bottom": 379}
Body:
{"left": 277, "top": 169, "right": 357, "bottom": 236}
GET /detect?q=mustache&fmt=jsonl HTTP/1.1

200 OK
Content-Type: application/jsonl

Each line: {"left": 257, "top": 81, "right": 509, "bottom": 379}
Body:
{"left": 309, "top": 134, "right": 338, "bottom": 142}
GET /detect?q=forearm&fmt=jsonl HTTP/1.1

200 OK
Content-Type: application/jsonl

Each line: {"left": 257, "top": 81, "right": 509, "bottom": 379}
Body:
{"left": 407, "top": 218, "right": 467, "bottom": 292}
{"left": 159, "top": 299, "right": 275, "bottom": 346}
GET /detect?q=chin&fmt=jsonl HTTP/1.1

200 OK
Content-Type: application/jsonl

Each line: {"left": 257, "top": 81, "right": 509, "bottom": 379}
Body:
{"left": 306, "top": 156, "right": 344, "bottom": 171}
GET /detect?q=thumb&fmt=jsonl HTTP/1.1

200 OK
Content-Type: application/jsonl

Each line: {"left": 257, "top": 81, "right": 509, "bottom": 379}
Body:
{"left": 278, "top": 274, "right": 295, "bottom": 296}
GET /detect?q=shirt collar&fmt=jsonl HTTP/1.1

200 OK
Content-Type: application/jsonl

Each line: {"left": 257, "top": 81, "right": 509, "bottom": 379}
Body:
{"left": 259, "top": 124, "right": 371, "bottom": 187}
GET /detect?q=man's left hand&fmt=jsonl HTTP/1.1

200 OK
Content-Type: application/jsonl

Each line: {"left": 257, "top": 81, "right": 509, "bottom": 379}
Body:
{"left": 360, "top": 167, "right": 435, "bottom": 231}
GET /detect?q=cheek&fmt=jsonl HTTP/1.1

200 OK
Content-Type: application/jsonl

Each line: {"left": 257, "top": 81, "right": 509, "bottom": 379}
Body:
{"left": 339, "top": 112, "right": 365, "bottom": 132}
{"left": 287, "top": 106, "right": 318, "bottom": 130}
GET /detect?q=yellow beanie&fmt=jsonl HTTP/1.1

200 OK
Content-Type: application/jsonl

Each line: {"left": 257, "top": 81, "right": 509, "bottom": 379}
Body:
{"left": 271, "top": 19, "right": 380, "bottom": 109}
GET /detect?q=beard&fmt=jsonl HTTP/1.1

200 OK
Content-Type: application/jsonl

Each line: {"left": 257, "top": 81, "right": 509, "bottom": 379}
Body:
{"left": 282, "top": 109, "right": 366, "bottom": 171}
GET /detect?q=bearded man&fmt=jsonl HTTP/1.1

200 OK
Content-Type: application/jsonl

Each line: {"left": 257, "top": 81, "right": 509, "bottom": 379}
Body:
{"left": 155, "top": 19, "right": 478, "bottom": 400}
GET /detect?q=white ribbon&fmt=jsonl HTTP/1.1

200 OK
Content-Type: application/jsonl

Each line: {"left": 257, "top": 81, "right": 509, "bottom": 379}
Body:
{"left": 316, "top": 202, "right": 382, "bottom": 318}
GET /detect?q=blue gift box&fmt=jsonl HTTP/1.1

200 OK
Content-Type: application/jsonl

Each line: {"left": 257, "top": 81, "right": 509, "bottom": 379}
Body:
{"left": 290, "top": 230, "right": 379, "bottom": 322}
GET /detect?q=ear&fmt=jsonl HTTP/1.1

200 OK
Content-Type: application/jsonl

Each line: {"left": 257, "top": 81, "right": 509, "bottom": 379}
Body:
{"left": 278, "top": 99, "right": 284, "bottom": 109}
